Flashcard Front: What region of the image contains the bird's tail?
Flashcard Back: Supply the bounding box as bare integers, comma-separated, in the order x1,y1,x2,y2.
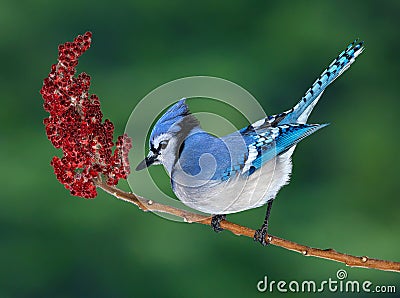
277,39,364,125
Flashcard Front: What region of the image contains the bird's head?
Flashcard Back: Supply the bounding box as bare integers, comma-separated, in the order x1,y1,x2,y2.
136,98,200,173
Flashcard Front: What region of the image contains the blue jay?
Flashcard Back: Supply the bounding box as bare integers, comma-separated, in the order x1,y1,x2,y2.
136,40,364,245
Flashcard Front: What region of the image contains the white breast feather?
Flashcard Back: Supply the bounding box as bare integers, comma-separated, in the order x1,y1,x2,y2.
172,147,295,214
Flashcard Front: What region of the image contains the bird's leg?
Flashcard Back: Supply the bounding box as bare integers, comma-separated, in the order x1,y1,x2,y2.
254,200,274,246
211,214,226,233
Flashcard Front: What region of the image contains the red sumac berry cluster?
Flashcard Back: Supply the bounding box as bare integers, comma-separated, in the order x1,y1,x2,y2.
41,32,132,198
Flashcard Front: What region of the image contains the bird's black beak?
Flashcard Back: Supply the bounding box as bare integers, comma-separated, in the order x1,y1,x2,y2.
135,152,158,171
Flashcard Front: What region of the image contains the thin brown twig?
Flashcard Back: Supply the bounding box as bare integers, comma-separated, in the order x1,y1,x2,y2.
95,179,400,273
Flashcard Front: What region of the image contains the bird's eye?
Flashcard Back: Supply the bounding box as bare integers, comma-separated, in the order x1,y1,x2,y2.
160,140,169,149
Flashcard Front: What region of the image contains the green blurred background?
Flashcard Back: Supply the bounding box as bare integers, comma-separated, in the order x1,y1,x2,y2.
1,0,399,297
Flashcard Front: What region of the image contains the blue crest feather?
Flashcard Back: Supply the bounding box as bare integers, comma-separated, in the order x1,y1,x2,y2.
150,98,200,144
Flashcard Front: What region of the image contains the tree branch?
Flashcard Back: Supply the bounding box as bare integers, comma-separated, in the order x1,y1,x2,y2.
95,179,400,273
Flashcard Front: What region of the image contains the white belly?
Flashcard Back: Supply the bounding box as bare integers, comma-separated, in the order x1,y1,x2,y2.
171,148,295,214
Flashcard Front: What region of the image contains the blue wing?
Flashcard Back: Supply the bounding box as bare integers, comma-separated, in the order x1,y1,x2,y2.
221,123,328,180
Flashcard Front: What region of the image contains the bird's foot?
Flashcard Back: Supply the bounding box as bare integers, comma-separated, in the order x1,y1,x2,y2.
211,214,226,233
253,225,270,246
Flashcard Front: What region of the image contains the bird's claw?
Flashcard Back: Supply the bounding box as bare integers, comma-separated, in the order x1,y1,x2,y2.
211,214,226,233
253,226,270,246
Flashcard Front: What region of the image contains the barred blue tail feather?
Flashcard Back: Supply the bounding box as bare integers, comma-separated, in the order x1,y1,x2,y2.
270,40,364,126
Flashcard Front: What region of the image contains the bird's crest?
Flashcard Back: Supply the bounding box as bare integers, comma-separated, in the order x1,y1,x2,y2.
150,98,200,142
